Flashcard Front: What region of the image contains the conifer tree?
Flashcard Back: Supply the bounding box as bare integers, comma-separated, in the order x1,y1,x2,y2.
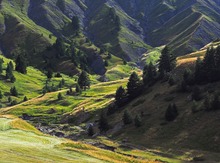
8,96,12,103
165,103,178,121
203,47,216,81
0,58,4,74
115,86,126,105
134,115,142,127
15,55,27,74
57,92,63,100
99,111,109,132
23,96,28,102
10,74,16,83
78,71,90,90
75,83,82,94
127,72,141,98
215,45,220,69
123,110,132,125
0,90,3,99
158,46,175,76
143,62,157,85
6,63,13,79
87,125,94,136
9,61,14,70
47,69,53,79
194,57,205,83
10,86,18,97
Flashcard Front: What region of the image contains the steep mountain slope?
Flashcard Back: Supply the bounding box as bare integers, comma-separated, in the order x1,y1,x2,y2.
115,0,220,56
0,0,219,66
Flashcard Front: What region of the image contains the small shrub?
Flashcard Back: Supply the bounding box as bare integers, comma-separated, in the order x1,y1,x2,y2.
192,86,202,101
123,110,133,125
87,125,95,136
165,103,178,121
57,93,63,100
134,115,142,127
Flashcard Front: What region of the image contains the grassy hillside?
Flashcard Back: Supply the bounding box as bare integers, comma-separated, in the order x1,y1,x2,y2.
0,53,139,124
1,43,220,162
0,115,159,163
0,54,77,108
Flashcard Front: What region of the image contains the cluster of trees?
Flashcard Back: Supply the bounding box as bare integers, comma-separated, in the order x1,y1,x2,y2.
0,55,27,83
115,46,175,108
42,78,65,94
113,71,142,111
0,86,28,106
194,46,220,83
92,46,177,134
179,46,220,90
123,110,142,127
55,71,90,100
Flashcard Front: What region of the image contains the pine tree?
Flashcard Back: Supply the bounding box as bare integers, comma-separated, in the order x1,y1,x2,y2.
203,47,216,82
9,61,14,70
115,86,126,105
15,55,27,74
127,72,141,98
99,111,109,132
165,103,178,121
158,46,175,76
143,62,157,85
47,69,53,79
215,45,220,68
0,58,3,74
8,96,12,103
23,96,28,102
6,63,13,79
10,74,16,83
78,71,90,90
10,86,18,97
75,83,82,94
183,69,194,85
134,115,142,127
0,90,3,99
55,38,66,57
123,110,132,125
194,57,205,83
87,125,94,136
57,92,63,100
